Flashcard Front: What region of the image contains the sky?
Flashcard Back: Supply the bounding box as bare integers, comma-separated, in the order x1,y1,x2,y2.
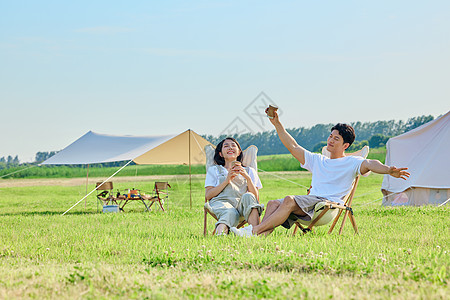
1,1,449,162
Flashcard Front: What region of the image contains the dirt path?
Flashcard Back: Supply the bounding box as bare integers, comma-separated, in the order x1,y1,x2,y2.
0,174,205,188
0,171,307,188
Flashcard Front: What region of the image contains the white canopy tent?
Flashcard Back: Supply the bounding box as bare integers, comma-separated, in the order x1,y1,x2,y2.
42,129,212,214
42,131,177,165
381,111,450,206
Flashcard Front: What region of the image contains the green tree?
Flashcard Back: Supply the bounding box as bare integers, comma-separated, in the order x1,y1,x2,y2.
369,134,390,149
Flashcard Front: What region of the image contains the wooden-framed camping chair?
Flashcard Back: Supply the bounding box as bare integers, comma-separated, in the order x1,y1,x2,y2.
203,144,260,236
96,181,118,206
141,182,171,212
292,145,370,235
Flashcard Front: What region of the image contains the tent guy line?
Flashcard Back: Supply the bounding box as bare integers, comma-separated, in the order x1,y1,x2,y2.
62,160,133,216
0,164,38,179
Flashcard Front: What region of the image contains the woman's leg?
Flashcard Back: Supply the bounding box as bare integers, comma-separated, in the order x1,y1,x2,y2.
209,201,239,235
216,223,229,235
238,193,264,227
247,208,260,227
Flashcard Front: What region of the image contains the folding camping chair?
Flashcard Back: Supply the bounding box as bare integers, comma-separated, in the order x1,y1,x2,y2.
141,182,171,212
292,145,370,235
96,181,118,206
203,144,261,236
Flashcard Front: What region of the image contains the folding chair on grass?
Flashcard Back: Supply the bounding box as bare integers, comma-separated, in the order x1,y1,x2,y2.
96,181,118,206
203,144,260,236
141,182,171,212
292,145,370,235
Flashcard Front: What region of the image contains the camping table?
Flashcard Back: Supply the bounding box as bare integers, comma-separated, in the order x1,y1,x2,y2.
116,193,164,212
116,192,153,212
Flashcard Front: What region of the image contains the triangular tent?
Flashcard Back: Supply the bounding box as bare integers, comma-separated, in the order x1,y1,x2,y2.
42,129,213,214
42,129,211,166
381,111,450,206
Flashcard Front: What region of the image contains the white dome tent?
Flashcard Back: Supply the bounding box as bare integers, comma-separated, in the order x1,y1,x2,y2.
381,111,450,206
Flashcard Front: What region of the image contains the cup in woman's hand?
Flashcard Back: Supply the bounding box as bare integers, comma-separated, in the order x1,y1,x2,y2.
266,105,278,119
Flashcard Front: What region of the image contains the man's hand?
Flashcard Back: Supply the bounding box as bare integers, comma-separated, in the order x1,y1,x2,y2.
388,166,410,180
264,106,306,165
265,107,281,126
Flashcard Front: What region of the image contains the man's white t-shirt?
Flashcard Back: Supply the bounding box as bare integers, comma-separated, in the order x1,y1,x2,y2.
204,165,262,189
301,150,364,204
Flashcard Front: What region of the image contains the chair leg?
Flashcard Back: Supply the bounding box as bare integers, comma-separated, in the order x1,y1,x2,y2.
307,207,330,230
339,210,349,235
293,222,310,235
203,209,208,236
292,224,299,236
328,209,344,234
236,220,247,229
157,198,165,212
294,207,331,236
348,213,358,234
204,208,219,236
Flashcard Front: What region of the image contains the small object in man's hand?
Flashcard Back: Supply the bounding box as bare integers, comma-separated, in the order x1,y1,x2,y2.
266,105,278,119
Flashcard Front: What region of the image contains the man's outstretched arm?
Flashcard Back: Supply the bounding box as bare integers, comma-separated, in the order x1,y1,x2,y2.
360,159,410,180
266,109,306,165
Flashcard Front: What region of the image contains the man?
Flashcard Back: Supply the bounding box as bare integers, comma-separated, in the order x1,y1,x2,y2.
231,109,410,237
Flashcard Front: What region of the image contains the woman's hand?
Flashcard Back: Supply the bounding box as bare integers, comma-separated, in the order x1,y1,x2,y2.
226,167,239,182
205,168,239,201
232,165,250,180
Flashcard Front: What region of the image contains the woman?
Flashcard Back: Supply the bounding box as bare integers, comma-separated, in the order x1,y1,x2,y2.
205,137,264,235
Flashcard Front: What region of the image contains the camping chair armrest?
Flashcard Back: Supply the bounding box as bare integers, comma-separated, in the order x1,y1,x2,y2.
324,201,354,215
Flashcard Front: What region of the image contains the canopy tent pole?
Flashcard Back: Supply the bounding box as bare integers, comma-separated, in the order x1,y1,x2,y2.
62,160,133,216
85,164,89,209
134,164,138,189
189,129,192,209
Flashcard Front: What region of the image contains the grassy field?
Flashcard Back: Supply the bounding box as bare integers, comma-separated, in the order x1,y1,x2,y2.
0,170,448,299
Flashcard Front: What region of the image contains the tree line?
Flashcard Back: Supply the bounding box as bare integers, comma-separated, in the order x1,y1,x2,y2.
0,114,435,170
203,115,434,155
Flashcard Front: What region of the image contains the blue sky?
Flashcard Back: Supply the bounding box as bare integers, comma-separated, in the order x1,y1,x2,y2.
1,1,449,162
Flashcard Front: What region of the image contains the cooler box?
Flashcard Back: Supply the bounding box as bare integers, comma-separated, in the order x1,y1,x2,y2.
103,205,119,213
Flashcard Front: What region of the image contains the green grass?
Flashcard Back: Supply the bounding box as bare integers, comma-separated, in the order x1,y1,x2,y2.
0,171,448,299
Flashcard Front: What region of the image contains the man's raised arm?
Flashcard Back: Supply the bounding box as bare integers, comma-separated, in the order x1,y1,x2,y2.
266,109,306,165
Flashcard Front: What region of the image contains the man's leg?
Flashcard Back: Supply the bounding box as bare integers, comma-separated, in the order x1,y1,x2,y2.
261,200,281,222
252,195,306,235
257,200,281,235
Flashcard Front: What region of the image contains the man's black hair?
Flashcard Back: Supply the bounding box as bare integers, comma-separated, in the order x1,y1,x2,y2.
331,123,355,146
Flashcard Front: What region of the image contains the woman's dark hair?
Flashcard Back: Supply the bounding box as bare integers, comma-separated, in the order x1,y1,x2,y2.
331,123,355,146
214,137,243,166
